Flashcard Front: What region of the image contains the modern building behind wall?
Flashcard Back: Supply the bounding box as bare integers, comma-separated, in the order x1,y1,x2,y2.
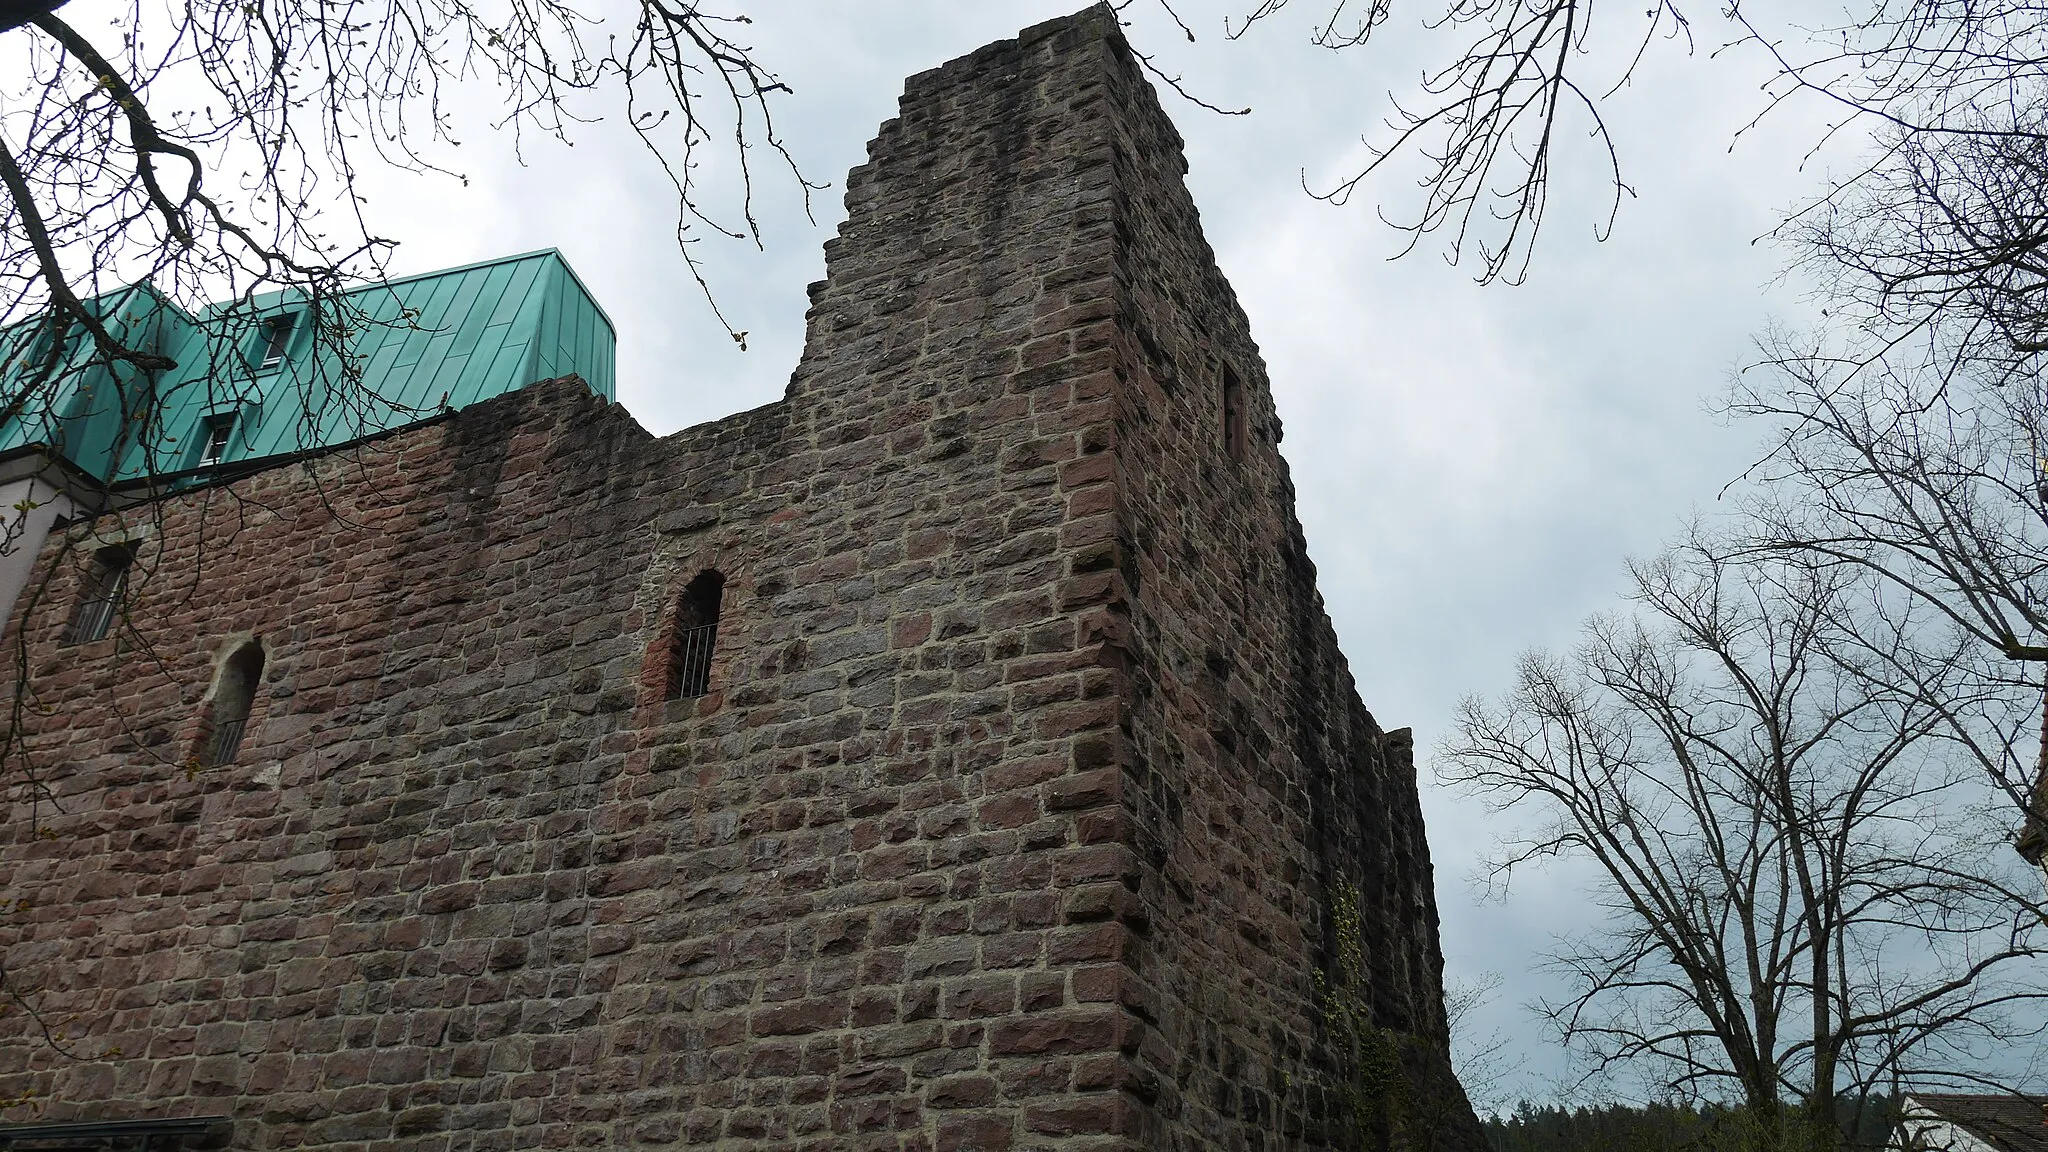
0,7,1485,1150
0,250,615,632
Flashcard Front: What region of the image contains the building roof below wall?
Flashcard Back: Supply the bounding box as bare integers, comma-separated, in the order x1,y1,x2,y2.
0,1115,227,1150
1899,1094,2048,1152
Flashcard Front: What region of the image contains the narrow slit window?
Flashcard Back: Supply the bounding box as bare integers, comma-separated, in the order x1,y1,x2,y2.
66,545,133,645
196,415,236,467
253,313,297,370
1221,364,1246,462
208,643,265,765
667,571,725,700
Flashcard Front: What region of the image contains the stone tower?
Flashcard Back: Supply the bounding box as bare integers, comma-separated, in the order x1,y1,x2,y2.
0,7,1483,1150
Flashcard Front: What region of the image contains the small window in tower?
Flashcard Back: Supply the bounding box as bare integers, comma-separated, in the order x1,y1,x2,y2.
251,313,298,370
66,544,134,645
667,571,725,700
1221,364,1246,462
196,415,235,467
207,643,265,765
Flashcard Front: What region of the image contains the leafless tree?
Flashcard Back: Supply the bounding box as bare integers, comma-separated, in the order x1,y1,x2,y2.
1728,110,2048,853
1214,0,2048,289
1791,116,2048,378
1445,971,1517,1117
1443,535,2048,1152
1728,333,2048,863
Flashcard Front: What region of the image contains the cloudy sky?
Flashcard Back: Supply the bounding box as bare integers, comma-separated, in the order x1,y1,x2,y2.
339,0,1858,1109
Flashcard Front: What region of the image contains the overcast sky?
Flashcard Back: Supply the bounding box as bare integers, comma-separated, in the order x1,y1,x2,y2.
330,0,1864,1110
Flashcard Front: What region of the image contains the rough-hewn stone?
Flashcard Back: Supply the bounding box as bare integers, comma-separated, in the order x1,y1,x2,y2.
0,6,1482,1150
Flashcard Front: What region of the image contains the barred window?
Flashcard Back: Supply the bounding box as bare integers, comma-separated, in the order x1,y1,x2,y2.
66,545,134,645
208,643,265,765
667,571,725,700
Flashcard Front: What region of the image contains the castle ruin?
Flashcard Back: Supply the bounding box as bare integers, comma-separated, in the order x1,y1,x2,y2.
0,8,1483,1150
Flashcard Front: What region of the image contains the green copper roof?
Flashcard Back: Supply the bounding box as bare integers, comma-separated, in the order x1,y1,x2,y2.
0,249,615,486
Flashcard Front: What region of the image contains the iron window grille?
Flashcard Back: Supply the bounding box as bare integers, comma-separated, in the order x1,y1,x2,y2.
66,547,132,645
670,622,718,700
206,643,265,765
666,570,726,701
209,716,249,765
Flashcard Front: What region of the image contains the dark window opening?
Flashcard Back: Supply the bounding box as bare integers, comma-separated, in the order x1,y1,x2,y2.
66,544,134,645
253,313,297,370
1221,364,1246,462
208,643,265,765
197,415,235,467
667,571,725,700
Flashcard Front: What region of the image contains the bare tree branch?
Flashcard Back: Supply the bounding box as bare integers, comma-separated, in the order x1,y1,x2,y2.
1443,533,2046,1149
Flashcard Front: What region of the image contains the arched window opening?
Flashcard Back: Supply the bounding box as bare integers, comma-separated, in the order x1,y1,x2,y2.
667,571,725,700
1221,364,1246,462
208,643,265,765
67,544,134,645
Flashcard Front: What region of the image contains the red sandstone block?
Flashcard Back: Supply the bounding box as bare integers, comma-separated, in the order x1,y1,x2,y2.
1064,483,1116,520
417,882,479,915
936,1112,1014,1152
926,1074,998,1109
905,528,953,560
1011,893,1059,929
986,1007,1118,1057
994,1056,1072,1100
981,593,1054,632
1059,451,1115,489
1048,924,1126,965
860,844,927,882
1058,572,1125,613
1073,607,1128,651
1033,699,1117,740
1075,808,1130,845
834,1065,909,1097
981,855,1052,895
1019,972,1065,1014
1051,845,1137,887
985,754,1066,792
941,974,1016,1019
751,996,848,1036
890,614,934,649
1069,732,1119,772
976,794,1038,830
1046,768,1118,811
1024,1094,1127,1136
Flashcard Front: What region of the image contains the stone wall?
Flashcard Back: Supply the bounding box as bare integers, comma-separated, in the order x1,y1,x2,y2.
0,7,1479,1150
1093,34,1479,1148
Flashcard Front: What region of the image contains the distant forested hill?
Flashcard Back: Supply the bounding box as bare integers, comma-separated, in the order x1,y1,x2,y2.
1479,1098,1899,1151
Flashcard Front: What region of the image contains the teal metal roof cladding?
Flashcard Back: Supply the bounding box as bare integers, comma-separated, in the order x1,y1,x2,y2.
0,249,615,486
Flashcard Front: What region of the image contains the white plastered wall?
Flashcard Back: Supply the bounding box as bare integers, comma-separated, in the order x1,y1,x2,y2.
0,475,76,637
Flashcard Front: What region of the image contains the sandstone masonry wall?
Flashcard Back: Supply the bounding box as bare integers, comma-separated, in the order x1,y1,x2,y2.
1090,37,1480,1151
0,8,1479,1151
